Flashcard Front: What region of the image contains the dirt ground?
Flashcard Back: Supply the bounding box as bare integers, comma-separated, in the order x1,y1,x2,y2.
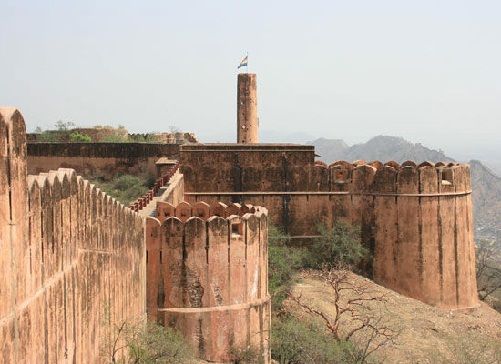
286,271,501,364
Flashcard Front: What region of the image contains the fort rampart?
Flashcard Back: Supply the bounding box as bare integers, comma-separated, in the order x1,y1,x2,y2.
22,140,477,309
181,144,478,308
2,109,271,363
0,108,146,363
27,142,180,179
146,201,270,363
129,162,180,212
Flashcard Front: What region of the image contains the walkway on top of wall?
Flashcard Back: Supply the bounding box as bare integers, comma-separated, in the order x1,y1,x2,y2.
138,171,183,218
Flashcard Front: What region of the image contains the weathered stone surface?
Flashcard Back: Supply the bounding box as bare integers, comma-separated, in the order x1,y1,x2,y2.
181,144,477,309
0,108,146,363
237,73,259,143
146,202,271,363
3,101,478,364
27,142,180,178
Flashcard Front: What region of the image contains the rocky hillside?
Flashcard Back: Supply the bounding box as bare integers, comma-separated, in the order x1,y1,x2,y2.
312,135,454,164
470,160,501,240
288,272,501,364
310,136,501,241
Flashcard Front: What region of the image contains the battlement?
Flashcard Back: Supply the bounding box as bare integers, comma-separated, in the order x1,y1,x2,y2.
155,200,266,222
182,151,477,309
146,202,270,362
7,100,479,362
0,108,146,363
310,160,471,194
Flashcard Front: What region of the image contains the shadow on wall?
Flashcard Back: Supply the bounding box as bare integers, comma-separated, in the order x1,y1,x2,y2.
146,201,271,363
0,108,146,363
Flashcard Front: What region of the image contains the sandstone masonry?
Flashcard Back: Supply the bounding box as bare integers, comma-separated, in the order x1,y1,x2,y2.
237,73,259,143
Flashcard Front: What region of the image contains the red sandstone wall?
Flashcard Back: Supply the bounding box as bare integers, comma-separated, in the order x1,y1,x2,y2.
181,145,477,308
146,202,270,363
27,155,165,179
27,142,180,179
372,162,478,308
180,144,315,193
0,109,146,363
237,73,259,143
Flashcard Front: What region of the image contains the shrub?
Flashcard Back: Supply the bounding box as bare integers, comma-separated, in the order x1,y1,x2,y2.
268,225,309,309
69,131,92,142
102,135,129,143
306,223,367,271
102,316,193,364
271,315,359,364
92,174,150,205
37,130,64,142
268,223,367,308
230,345,263,363
126,322,193,363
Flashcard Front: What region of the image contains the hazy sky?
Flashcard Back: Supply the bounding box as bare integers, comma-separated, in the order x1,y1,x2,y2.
1,1,500,160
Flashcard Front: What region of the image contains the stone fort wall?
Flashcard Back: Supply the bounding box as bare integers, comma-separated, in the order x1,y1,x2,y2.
181,144,478,308
146,201,270,363
27,142,180,179
20,129,477,316
3,109,271,363
0,109,146,363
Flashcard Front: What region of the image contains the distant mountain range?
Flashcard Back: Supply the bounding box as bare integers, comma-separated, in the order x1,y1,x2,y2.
310,136,500,241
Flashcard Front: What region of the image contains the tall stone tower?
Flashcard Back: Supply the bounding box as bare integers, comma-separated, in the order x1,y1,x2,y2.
237,73,259,143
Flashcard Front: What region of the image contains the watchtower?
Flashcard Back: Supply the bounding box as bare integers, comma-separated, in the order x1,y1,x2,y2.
237,73,259,143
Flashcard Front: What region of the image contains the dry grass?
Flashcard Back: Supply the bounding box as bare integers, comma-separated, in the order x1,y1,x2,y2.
286,271,501,364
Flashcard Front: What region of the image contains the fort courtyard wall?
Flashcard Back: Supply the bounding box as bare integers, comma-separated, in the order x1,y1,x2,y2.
0,108,146,363
27,142,180,179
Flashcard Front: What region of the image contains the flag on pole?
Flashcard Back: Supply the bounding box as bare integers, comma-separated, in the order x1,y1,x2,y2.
238,55,248,69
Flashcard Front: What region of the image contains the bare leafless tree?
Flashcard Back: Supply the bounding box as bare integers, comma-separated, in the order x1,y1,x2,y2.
476,238,501,302
289,266,399,363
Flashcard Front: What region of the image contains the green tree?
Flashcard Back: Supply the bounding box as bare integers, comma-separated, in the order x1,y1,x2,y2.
69,131,92,142
268,225,309,309
306,223,367,270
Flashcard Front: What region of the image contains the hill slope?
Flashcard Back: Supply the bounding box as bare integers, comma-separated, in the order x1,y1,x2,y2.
310,136,501,240
288,273,501,364
469,160,501,240
312,135,454,164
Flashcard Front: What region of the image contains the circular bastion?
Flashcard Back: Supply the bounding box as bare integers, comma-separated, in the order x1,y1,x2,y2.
145,201,270,363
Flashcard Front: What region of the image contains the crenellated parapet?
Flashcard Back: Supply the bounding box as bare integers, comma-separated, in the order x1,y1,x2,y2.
146,202,270,363
309,159,471,194
0,108,146,363
309,160,477,308
24,167,146,362
183,152,477,309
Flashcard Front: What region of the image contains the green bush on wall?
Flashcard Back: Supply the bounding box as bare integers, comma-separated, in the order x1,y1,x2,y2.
69,132,92,142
